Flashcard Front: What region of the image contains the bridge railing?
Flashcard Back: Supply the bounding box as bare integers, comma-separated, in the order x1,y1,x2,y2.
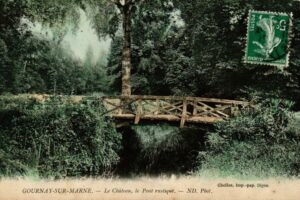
102,95,249,127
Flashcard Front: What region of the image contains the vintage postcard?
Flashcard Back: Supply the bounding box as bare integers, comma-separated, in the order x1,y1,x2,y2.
0,0,299,200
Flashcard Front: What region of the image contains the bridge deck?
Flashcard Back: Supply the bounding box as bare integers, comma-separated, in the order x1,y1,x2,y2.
102,95,249,127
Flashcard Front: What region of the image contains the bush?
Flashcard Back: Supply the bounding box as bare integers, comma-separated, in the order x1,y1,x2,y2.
117,124,206,175
197,98,300,178
133,125,186,174
0,95,121,178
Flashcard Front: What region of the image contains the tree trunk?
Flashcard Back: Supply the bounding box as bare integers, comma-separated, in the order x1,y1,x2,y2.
121,3,132,96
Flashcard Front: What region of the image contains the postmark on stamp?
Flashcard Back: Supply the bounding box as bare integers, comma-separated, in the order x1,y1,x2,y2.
245,10,292,68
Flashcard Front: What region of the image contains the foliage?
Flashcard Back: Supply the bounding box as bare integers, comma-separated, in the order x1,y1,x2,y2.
198,98,300,178
0,35,111,95
104,0,300,103
173,0,300,103
0,0,112,95
117,125,206,175
107,0,195,95
2,0,300,101
1,0,300,178
0,0,30,93
0,95,121,178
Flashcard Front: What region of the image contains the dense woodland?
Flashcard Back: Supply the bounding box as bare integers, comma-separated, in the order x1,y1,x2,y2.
0,0,300,178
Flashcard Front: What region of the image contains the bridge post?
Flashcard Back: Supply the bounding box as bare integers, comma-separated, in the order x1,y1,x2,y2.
192,100,197,115
155,98,160,115
180,99,187,128
134,99,142,124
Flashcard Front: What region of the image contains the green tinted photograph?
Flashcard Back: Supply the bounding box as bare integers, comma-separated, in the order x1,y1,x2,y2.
0,1,300,198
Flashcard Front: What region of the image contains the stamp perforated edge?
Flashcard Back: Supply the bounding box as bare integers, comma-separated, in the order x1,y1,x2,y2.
244,10,293,69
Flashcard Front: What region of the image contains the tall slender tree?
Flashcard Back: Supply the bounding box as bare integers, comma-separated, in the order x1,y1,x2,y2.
109,0,144,96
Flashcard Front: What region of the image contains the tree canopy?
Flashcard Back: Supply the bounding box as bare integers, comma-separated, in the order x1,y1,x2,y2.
1,0,300,106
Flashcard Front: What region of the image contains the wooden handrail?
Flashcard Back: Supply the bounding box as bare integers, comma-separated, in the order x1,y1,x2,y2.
102,95,249,105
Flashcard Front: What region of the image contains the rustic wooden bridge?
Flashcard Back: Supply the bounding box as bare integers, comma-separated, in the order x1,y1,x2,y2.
102,95,249,128
24,94,249,127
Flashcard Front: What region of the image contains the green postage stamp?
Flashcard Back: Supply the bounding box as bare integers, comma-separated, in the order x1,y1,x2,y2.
245,10,292,68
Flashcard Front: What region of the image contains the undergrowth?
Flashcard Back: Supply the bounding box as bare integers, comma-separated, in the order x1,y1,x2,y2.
0,95,121,178
197,98,300,178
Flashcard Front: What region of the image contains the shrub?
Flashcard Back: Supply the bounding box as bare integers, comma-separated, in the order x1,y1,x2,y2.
0,95,121,178
117,124,206,175
197,98,300,178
